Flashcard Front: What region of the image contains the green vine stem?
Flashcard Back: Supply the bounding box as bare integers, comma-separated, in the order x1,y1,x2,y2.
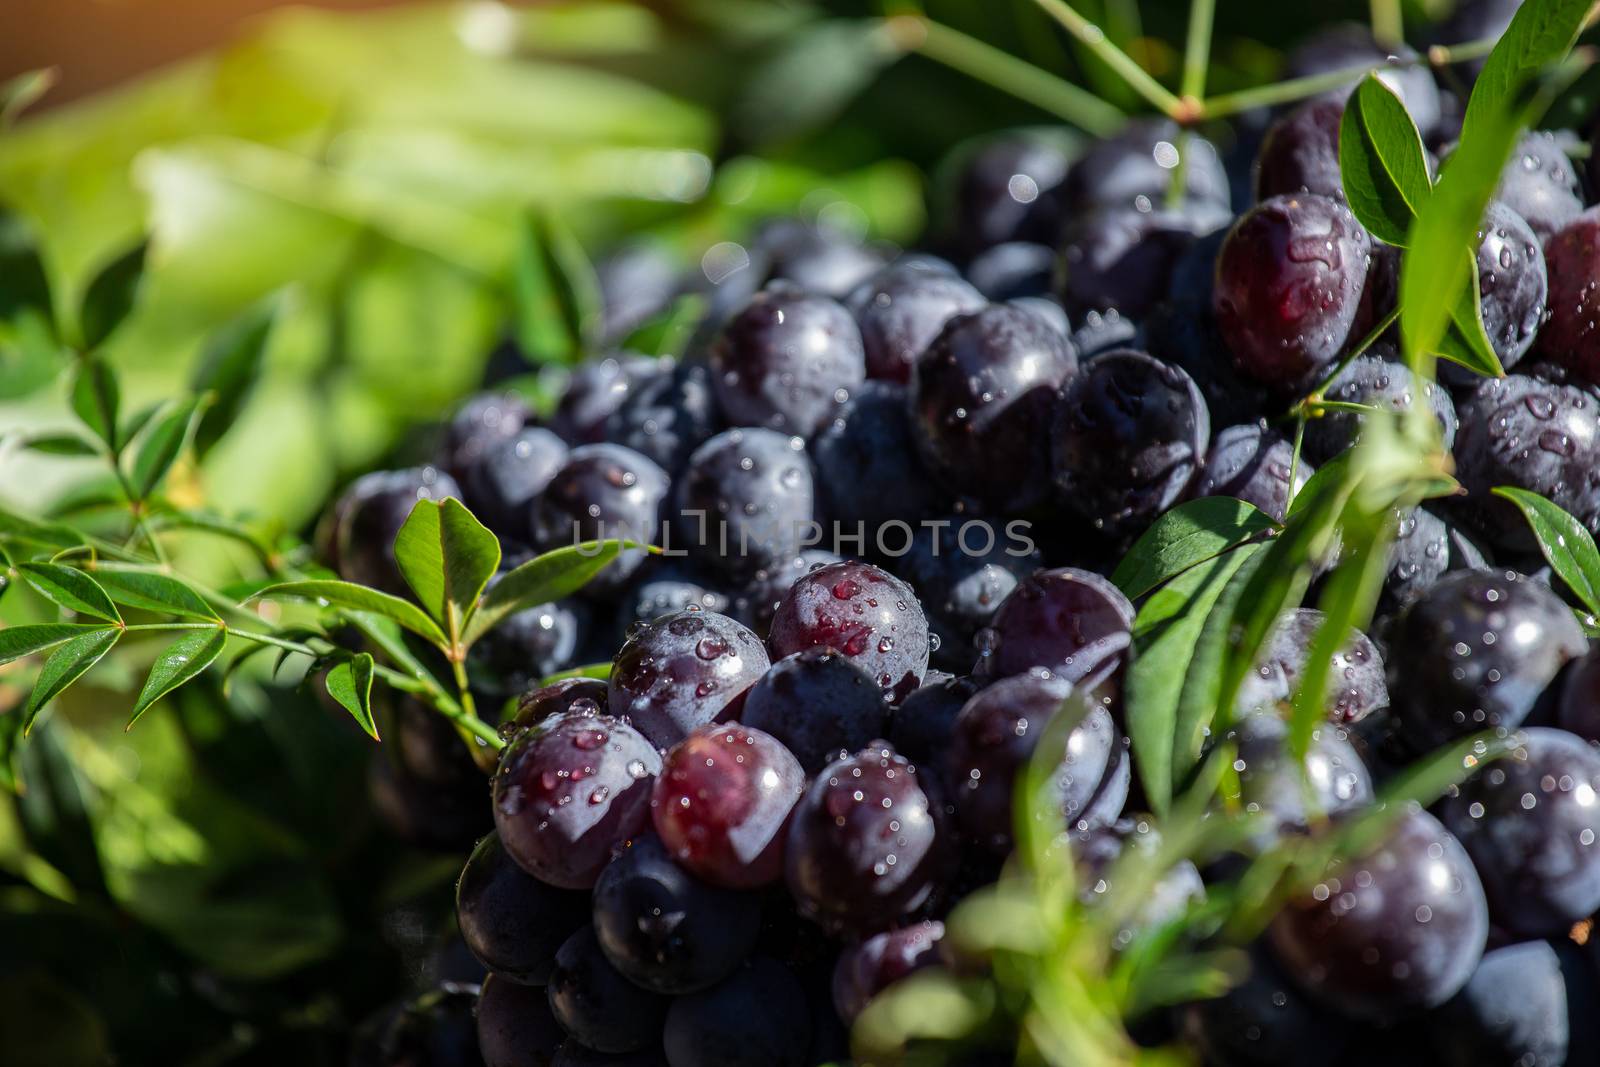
1370,0,1404,51
1180,0,1215,106
1029,0,1188,120
883,15,1125,135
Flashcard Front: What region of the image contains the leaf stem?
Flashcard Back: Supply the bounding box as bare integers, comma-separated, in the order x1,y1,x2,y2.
1289,303,1402,419
883,15,1125,135
1369,0,1403,50
1200,36,1498,119
1027,0,1187,120
1180,0,1215,104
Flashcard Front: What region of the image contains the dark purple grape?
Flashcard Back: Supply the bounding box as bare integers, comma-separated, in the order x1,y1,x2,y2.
1386,570,1585,752
1191,423,1309,523
1454,200,1546,381
895,521,1040,670
1303,354,1457,463
767,560,930,705
547,926,668,1054
1452,373,1600,550
757,220,886,299
592,836,760,994
596,242,680,343
1050,349,1210,538
513,678,610,731
1010,296,1071,338
530,444,670,597
1072,819,1205,935
662,958,813,1067
1142,307,1273,429
603,361,720,476
1071,307,1142,361
1557,646,1600,743
1283,23,1441,137
1235,609,1389,726
1380,507,1488,614
478,973,566,1067
810,381,943,532
1255,100,1345,202
441,391,532,479
950,670,1126,853
334,467,463,596
1438,728,1600,935
611,562,731,644
460,427,568,543
949,136,1072,253
1268,809,1487,1021
550,1045,666,1067
1062,119,1229,216
674,428,816,580
846,263,986,383
552,356,667,445
1456,129,1584,243
728,550,843,639
1057,210,1197,320
785,744,949,935
492,712,662,890
965,242,1055,302
887,674,982,775
710,286,865,437
457,831,591,984
469,598,587,700
742,648,888,773
909,305,1078,513
1182,945,1352,1067
831,921,945,1025
1535,209,1600,384
1214,194,1372,392
650,723,805,889
1425,940,1571,1067
974,568,1134,686
1228,712,1374,837
359,984,483,1067
609,610,770,748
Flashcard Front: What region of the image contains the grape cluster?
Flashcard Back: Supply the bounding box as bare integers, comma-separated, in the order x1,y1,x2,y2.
340,21,1600,1064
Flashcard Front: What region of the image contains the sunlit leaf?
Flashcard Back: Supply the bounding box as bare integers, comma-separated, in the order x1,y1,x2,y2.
190,299,278,457
465,540,635,645
0,623,109,665
1462,0,1594,133
1494,486,1600,617
1434,258,1504,379
91,567,220,621
78,243,146,351
126,628,228,727
17,563,121,623
1338,73,1431,246
1111,497,1277,600
512,210,602,366
23,628,120,733
325,653,379,740
392,498,500,630
14,431,99,457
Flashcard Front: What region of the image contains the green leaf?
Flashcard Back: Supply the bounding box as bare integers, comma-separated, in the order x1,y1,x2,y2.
78,243,146,350
0,68,55,128
392,498,501,631
91,567,221,621
69,356,120,449
129,397,203,499
23,628,119,733
620,292,708,358
126,628,227,728
117,400,163,450
17,563,121,623
15,431,99,457
340,609,452,699
1462,0,1593,134
0,503,84,553
1338,73,1432,246
0,623,111,665
513,210,602,366
190,300,278,457
325,654,379,740
465,540,635,645
248,580,447,647
1174,548,1268,784
1493,486,1600,616
1126,545,1262,814
730,19,899,147
1435,256,1505,379
1112,497,1277,599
